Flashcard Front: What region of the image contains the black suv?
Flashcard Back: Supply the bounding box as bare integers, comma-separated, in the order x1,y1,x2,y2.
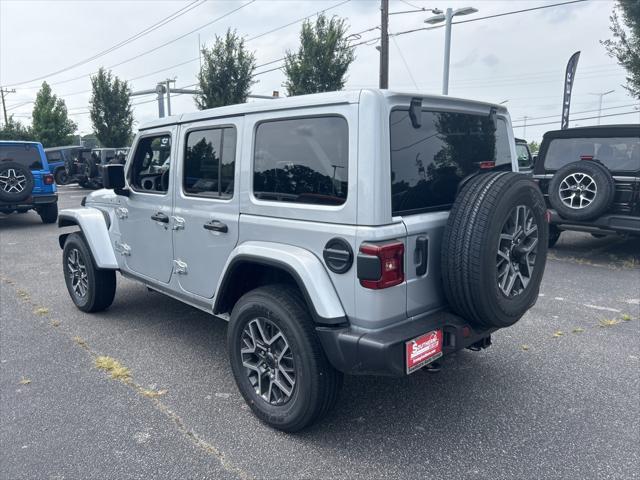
533,125,640,246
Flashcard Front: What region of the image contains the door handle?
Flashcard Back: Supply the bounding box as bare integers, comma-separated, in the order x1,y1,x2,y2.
203,220,228,233
415,235,429,276
151,212,169,223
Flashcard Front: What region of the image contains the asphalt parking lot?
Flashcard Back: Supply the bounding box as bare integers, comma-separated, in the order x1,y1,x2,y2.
1,185,639,480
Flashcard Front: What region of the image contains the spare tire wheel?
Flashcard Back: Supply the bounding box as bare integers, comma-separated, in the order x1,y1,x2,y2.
548,160,614,221
442,172,548,329
0,161,34,202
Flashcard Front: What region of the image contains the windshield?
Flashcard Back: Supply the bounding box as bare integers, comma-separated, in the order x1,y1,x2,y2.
390,109,512,215
545,136,640,171
0,143,43,170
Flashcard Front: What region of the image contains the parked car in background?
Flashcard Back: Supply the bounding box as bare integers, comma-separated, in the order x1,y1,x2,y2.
1,140,58,223
80,147,130,189
533,125,640,246
45,145,89,185
58,90,547,431
515,138,534,173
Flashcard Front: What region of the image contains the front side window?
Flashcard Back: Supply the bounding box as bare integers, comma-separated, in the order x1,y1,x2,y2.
253,116,348,206
184,127,236,198
516,143,532,169
129,134,171,193
390,109,511,215
545,136,640,171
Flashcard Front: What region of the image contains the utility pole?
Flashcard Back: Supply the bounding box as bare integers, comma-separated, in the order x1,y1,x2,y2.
0,87,16,126
379,0,389,89
165,78,176,116
523,116,529,139
589,90,614,125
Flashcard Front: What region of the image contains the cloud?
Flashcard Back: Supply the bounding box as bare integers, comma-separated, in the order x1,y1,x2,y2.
481,54,499,68
452,49,478,68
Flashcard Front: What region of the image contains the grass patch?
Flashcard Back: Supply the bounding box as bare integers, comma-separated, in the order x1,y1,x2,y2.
572,327,585,334
599,319,620,328
72,336,88,349
50,320,61,327
521,344,530,351
18,377,31,385
621,313,632,321
33,307,49,316
552,330,564,338
95,356,131,382
17,289,29,300
141,388,168,398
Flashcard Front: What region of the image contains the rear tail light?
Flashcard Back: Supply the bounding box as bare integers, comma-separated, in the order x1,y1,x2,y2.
580,155,594,161
43,174,54,185
357,240,404,289
479,161,495,169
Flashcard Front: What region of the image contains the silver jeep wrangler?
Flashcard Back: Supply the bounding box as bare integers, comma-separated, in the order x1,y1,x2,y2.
58,89,548,431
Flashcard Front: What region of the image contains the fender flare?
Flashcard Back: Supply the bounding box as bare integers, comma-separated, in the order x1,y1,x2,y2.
58,208,118,269
213,241,347,325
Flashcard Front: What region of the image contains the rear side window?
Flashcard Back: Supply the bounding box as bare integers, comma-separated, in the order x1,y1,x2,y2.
390,109,511,215
0,144,43,170
184,127,236,198
46,151,63,164
253,116,348,206
544,137,640,172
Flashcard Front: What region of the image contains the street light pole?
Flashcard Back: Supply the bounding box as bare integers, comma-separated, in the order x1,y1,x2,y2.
425,6,478,95
589,89,614,125
442,8,453,95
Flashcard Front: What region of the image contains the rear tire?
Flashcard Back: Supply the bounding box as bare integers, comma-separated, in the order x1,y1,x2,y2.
548,161,614,221
38,202,58,224
442,172,548,329
548,225,562,248
54,168,69,185
62,233,116,312
227,284,342,432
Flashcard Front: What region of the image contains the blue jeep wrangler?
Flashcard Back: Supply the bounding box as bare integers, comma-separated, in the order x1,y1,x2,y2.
0,141,58,223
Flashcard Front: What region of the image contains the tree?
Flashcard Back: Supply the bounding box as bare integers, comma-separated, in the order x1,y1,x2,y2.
601,0,640,98
90,68,134,147
528,140,540,153
284,14,355,96
31,82,76,147
196,29,256,109
0,115,35,141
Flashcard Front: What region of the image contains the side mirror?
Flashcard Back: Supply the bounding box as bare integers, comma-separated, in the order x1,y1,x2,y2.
102,164,128,195
531,154,538,169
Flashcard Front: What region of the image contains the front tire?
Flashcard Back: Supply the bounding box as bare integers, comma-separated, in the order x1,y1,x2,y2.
227,285,342,432
62,233,116,312
38,202,58,224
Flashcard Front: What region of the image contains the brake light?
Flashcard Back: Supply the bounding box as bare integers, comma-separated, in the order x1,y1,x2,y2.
580,155,593,161
43,174,54,185
358,241,404,289
479,161,495,169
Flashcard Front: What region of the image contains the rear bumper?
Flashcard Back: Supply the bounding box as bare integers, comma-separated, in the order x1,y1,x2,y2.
0,194,57,211
549,209,640,235
316,310,495,376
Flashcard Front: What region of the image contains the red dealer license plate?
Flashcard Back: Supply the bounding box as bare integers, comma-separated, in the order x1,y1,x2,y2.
406,330,443,374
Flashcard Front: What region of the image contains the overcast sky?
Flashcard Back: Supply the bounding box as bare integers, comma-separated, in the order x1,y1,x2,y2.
1,0,638,143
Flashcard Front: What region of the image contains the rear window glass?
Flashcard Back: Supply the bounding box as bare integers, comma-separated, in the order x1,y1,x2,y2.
0,144,43,170
390,109,511,215
544,137,640,171
253,116,348,206
184,127,236,198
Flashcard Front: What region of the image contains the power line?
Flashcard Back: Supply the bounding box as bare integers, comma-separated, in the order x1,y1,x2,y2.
391,35,418,89
4,0,205,88
514,110,639,128
512,103,639,123
246,0,350,42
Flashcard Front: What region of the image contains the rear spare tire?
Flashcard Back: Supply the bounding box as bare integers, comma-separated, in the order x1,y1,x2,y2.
0,162,34,202
548,161,614,221
442,172,548,329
